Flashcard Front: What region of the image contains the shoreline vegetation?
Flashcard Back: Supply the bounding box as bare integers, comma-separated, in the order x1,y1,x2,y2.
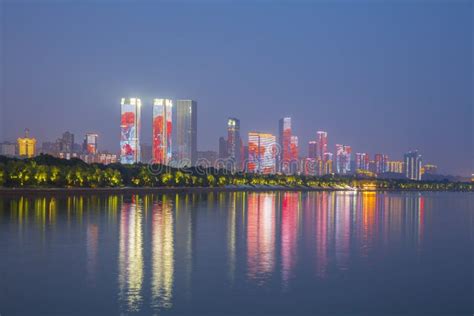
0,154,472,195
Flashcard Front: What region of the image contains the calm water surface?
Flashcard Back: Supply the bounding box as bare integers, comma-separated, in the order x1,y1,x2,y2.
0,191,472,315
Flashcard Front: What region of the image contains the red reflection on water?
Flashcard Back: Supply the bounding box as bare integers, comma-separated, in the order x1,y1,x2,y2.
247,193,276,284
281,192,300,287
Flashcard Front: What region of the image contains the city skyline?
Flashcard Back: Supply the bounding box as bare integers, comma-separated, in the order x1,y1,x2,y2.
1,1,471,175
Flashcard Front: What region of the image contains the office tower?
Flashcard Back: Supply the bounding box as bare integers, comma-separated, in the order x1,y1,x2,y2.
17,129,36,158
315,131,328,160
83,133,98,154
404,150,422,180
335,144,352,174
290,135,299,173
278,117,292,173
58,131,75,154
152,98,172,165
140,143,152,163
248,132,276,174
386,161,404,173
120,97,141,164
308,141,317,159
374,154,389,174
323,152,333,174
219,136,228,159
356,153,370,170
227,117,242,170
176,100,197,166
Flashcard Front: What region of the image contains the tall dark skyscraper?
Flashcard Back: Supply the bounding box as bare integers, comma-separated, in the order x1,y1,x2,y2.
219,136,228,159
227,117,242,171
308,141,317,159
404,150,422,180
176,100,197,166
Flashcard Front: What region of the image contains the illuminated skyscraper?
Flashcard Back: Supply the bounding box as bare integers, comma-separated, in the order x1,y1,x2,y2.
278,117,292,173
290,135,299,173
386,160,404,173
17,129,36,158
120,98,141,164
248,132,277,174
335,144,352,174
227,117,242,171
374,154,389,174
315,131,328,160
176,100,197,166
356,153,370,170
404,150,422,180
323,152,333,174
153,98,173,165
83,133,98,154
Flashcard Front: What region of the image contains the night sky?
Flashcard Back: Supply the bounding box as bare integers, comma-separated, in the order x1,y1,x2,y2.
1,0,472,175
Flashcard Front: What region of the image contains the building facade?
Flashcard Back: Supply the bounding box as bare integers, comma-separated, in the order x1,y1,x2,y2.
404,150,422,180
83,133,98,154
278,117,292,173
227,117,242,171
120,98,141,164
176,100,197,166
152,98,172,165
17,129,36,158
355,153,370,170
335,144,352,174
248,132,277,174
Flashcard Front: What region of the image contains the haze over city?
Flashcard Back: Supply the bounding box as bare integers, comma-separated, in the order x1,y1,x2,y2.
1,0,472,175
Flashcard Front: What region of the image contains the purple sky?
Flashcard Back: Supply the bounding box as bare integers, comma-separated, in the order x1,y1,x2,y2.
1,0,472,175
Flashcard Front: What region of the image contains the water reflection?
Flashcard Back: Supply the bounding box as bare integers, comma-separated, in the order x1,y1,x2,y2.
0,191,435,314
118,196,144,312
151,196,174,310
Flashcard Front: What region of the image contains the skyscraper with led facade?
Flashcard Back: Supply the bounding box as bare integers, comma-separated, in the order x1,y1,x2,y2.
227,117,242,171
152,98,172,165
83,133,98,154
315,131,328,160
404,150,422,180
335,144,352,174
176,100,197,166
120,98,141,164
356,153,369,170
278,117,292,173
248,132,276,174
374,153,389,174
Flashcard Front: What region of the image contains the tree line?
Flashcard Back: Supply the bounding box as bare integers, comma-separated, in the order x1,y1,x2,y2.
0,154,472,191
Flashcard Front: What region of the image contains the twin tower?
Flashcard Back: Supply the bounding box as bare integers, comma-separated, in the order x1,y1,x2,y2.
120,98,197,165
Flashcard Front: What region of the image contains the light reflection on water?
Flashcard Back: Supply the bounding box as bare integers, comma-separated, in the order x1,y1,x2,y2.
0,191,471,315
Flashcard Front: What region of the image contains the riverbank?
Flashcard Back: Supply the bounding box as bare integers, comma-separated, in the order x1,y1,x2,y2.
0,185,472,197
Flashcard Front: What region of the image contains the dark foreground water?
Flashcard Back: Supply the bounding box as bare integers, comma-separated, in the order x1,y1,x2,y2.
0,191,472,315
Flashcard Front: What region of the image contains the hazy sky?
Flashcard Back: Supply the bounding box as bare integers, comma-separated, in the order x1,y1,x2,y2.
1,0,472,175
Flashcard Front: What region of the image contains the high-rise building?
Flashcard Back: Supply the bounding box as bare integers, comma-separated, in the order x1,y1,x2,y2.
335,144,352,174
374,154,389,174
315,131,328,160
197,150,218,167
278,117,292,173
227,117,242,171
83,133,98,154
290,135,299,173
386,161,404,173
355,153,370,170
152,98,172,165
308,141,317,159
17,129,36,158
218,136,228,159
58,131,75,154
404,150,422,180
120,97,141,164
323,152,333,174
248,132,276,174
176,100,197,166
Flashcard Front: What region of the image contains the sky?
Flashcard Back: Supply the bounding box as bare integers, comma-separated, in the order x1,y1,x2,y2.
0,0,472,176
